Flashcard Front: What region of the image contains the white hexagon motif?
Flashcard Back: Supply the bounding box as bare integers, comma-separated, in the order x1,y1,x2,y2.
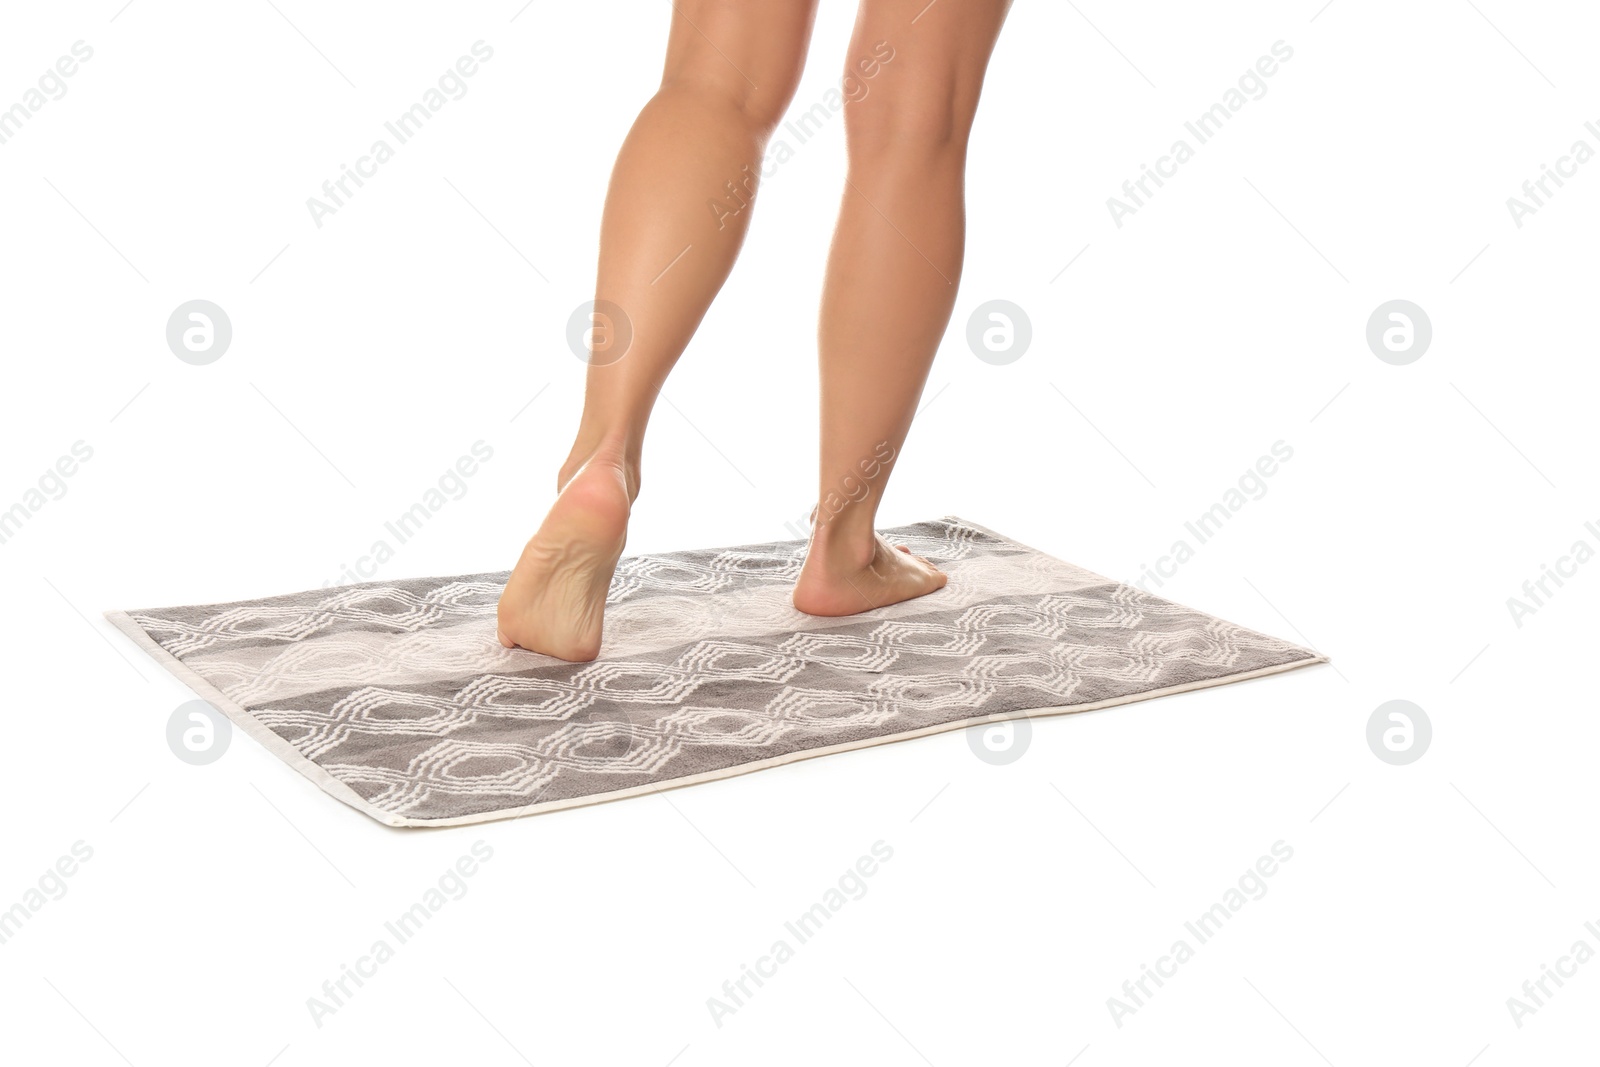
673,640,808,683
867,620,988,657
567,660,702,704
778,630,900,672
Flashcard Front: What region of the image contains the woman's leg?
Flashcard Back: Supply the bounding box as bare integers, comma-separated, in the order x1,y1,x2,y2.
499,0,820,660
792,0,1012,615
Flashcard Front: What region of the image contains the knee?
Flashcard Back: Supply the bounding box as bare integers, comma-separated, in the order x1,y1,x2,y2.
658,67,801,137
843,77,975,163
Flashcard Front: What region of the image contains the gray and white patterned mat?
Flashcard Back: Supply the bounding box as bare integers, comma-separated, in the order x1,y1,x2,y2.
108,517,1325,827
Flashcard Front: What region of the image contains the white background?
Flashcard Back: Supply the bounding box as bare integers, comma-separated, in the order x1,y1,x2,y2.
1,1,1596,1064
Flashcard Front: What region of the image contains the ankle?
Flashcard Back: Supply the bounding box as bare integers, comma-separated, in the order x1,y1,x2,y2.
558,437,641,501
808,511,879,571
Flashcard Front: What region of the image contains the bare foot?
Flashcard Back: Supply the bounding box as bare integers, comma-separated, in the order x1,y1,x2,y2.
496,454,631,661
792,527,948,617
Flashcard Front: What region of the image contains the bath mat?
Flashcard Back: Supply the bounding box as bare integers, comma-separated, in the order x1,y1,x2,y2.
108,517,1325,827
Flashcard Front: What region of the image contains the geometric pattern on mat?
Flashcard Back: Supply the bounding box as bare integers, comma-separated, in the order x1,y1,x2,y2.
108,517,1325,827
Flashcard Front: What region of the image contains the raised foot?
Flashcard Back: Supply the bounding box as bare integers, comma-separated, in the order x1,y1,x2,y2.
496,457,631,661
792,533,948,617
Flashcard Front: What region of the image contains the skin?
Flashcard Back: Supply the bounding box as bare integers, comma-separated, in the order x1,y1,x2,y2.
498,0,1013,660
